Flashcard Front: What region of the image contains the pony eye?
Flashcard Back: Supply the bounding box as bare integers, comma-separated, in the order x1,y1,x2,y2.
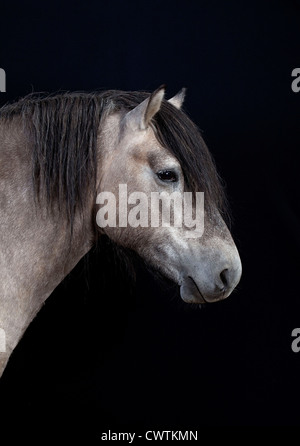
156,170,178,183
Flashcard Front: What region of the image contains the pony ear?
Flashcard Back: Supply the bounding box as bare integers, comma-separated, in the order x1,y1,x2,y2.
168,88,186,109
124,85,165,130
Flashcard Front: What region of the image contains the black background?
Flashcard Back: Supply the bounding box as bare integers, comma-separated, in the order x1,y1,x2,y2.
0,0,300,435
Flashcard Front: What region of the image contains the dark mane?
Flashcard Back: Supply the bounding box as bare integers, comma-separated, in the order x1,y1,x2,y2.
0,90,228,231
154,101,228,219
0,92,106,228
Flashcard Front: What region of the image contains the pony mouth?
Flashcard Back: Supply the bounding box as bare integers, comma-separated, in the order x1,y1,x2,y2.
180,276,207,304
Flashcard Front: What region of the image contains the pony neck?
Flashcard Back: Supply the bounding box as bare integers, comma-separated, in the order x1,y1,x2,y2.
0,121,94,377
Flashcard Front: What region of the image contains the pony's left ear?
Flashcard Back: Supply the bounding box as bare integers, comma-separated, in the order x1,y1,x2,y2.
168,88,186,109
123,85,165,131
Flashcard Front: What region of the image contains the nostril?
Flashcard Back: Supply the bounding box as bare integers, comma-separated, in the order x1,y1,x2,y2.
220,268,229,290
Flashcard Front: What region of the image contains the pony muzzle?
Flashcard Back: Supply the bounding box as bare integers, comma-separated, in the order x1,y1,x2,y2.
179,257,242,304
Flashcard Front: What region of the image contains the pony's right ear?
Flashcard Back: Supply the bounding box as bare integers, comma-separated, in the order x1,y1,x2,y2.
123,85,165,131
168,88,186,109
